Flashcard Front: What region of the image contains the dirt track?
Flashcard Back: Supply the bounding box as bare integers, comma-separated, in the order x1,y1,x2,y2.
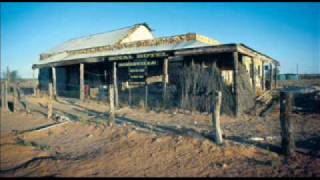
1,92,319,177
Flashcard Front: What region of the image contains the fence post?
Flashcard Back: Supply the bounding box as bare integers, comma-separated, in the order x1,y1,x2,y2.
212,91,223,144
13,84,17,112
280,91,295,158
1,82,7,112
48,83,53,119
109,84,115,126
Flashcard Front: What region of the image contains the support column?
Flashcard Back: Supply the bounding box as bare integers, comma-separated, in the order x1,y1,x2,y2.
113,62,119,108
80,63,85,101
162,58,168,107
232,52,240,117
252,57,256,96
51,67,57,98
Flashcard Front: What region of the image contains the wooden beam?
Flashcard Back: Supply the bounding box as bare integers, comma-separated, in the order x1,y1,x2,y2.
280,91,295,158
232,51,240,117
80,63,85,101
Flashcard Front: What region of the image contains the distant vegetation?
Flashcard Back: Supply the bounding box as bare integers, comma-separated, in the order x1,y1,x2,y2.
1,66,21,83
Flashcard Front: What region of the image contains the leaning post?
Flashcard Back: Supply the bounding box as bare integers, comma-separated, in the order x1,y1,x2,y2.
212,91,223,144
280,91,295,158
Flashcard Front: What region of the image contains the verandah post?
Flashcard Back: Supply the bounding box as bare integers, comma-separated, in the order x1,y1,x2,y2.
232,51,240,117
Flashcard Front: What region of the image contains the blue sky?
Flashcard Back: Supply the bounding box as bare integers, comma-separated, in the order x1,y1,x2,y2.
1,2,319,78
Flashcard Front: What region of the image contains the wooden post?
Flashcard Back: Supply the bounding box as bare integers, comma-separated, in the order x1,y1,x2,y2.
109,84,115,125
275,65,278,89
128,82,132,107
13,84,17,112
280,91,295,157
232,52,240,117
4,81,9,111
52,67,57,98
1,82,4,111
80,63,85,101
32,69,37,96
48,83,53,119
252,58,256,96
269,64,273,90
1,82,8,112
212,91,223,144
113,62,119,108
261,61,265,91
144,63,148,111
162,58,168,107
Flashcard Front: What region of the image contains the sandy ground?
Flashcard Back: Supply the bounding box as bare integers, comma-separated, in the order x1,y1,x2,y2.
0,79,320,177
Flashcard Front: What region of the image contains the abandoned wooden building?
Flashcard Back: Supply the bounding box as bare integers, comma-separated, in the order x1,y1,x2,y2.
32,23,280,116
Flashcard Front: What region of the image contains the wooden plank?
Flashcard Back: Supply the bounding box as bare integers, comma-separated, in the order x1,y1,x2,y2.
212,91,223,144
80,63,85,101
280,91,295,158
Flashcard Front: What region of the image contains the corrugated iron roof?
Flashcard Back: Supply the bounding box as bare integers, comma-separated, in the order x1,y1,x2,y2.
44,23,151,54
